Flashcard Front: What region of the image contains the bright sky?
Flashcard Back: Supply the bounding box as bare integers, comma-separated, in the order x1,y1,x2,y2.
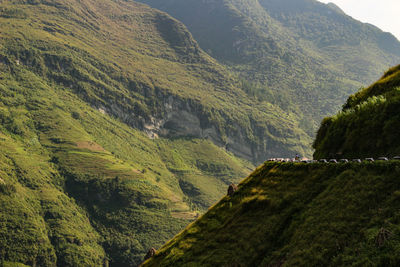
318,0,400,41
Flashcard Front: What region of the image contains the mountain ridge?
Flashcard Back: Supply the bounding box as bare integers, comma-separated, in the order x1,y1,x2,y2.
1,0,400,266
135,0,400,136
313,64,400,159
1,0,313,163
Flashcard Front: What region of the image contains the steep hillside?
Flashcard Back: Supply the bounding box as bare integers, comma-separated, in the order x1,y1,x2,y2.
0,0,313,163
313,65,400,159
0,59,254,266
0,0,276,265
143,162,400,266
135,0,400,135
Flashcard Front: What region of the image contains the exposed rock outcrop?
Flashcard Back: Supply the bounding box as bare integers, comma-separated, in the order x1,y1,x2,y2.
144,247,157,261
227,183,238,196
97,88,296,164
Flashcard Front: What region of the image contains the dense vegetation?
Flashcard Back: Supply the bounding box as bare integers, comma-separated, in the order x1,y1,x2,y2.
135,0,400,136
0,0,264,265
0,62,253,266
1,0,399,265
143,162,400,266
0,0,315,163
314,65,400,159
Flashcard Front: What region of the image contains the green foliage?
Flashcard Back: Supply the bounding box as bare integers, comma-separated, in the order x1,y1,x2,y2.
144,162,400,266
343,65,400,110
1,0,396,265
0,183,16,195
0,1,258,265
314,65,400,159
0,68,252,266
0,0,313,162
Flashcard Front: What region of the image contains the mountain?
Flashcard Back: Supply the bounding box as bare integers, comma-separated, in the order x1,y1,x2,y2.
0,0,268,266
1,0,342,265
1,0,398,265
142,64,400,266
142,161,400,266
1,0,315,167
313,64,400,159
134,0,400,136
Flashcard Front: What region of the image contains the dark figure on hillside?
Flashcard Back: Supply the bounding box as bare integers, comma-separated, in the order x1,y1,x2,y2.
228,183,238,196
144,248,157,261
295,154,300,161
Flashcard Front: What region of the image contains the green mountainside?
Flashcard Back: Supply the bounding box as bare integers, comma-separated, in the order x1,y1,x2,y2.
0,83,251,266
2,0,400,266
134,0,400,136
143,161,400,266
0,0,314,163
142,65,400,267
0,0,268,265
313,64,400,159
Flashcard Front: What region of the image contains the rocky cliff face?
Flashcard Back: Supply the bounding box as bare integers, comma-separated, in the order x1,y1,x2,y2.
98,89,299,163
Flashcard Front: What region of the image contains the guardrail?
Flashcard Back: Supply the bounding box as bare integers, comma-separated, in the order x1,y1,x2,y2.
266,156,400,164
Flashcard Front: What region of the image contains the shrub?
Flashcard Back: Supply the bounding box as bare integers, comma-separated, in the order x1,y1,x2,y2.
0,183,16,195
71,111,80,120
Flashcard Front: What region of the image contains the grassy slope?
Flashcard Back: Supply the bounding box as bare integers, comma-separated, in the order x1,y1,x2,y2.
143,162,400,266
0,1,262,265
313,65,400,159
0,62,253,266
135,0,400,135
0,0,312,162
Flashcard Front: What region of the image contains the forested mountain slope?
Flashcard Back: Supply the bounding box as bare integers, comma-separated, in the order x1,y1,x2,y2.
143,162,400,266
135,0,400,135
314,64,400,159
